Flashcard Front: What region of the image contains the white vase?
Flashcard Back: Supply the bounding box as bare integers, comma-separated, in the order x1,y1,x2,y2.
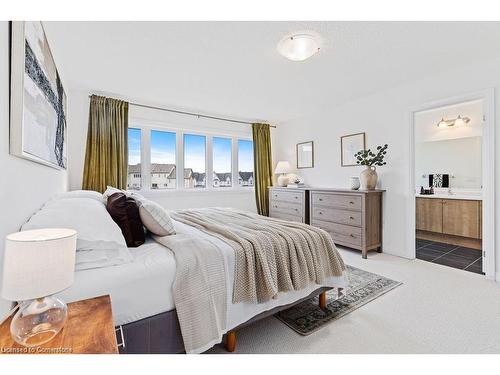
360,166,378,190
350,176,360,190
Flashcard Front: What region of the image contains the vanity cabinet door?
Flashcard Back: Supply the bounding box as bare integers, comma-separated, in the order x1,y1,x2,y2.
442,199,481,239
416,198,443,233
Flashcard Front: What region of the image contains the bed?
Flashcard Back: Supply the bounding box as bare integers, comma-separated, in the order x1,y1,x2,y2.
56,218,346,353
22,191,347,354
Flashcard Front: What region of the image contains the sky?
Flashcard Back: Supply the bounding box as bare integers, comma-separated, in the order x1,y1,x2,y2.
128,128,141,164
128,128,254,173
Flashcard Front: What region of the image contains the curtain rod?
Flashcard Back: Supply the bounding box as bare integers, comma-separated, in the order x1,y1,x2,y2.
88,95,276,128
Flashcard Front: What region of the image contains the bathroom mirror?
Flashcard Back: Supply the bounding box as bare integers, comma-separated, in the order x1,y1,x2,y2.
415,137,482,189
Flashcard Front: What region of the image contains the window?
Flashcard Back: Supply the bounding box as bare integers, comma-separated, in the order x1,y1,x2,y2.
151,130,176,190
238,139,254,187
213,137,232,188
184,134,206,188
127,128,141,190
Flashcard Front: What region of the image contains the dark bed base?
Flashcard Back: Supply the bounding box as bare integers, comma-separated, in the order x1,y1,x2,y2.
116,287,331,354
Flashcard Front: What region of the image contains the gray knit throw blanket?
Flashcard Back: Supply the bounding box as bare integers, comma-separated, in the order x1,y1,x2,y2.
170,207,346,304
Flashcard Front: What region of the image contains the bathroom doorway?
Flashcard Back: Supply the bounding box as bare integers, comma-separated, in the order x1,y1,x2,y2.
408,90,495,279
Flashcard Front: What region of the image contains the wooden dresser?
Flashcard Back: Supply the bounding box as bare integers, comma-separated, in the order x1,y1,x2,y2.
269,187,384,258
309,189,384,258
268,187,309,223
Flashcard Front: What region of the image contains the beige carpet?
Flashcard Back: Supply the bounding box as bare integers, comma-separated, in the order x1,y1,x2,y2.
207,246,500,354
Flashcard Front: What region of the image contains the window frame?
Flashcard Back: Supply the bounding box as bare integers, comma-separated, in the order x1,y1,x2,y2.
127,123,254,193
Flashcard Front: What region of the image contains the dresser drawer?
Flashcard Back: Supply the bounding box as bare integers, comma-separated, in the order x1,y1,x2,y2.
311,206,362,227
311,192,362,211
312,219,363,247
269,200,303,216
270,189,304,204
269,210,303,223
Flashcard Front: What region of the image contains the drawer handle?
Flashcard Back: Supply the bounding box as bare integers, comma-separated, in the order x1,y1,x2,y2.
319,211,323,215
274,194,278,197
349,201,355,205
294,208,298,211
294,196,298,199
319,198,323,201
350,234,356,238
349,216,354,220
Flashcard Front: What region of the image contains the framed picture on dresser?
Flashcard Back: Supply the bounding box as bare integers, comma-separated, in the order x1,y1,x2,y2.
341,132,365,166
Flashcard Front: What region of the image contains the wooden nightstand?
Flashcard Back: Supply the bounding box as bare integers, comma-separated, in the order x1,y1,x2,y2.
0,295,118,354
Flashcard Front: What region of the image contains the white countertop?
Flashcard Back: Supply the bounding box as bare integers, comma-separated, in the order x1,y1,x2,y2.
415,193,482,201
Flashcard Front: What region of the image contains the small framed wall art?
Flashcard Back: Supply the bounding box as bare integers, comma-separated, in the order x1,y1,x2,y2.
296,141,314,169
341,132,365,167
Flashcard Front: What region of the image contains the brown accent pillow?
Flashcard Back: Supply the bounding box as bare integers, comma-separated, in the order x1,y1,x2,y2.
106,192,145,247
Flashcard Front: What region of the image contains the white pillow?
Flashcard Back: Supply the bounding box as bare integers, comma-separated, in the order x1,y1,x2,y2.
103,186,124,201
51,190,104,203
102,186,145,204
138,199,176,236
22,198,129,253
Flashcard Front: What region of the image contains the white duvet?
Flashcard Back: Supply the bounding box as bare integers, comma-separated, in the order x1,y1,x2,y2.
57,218,348,351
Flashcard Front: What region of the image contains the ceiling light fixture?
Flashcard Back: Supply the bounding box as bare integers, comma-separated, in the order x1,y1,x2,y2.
277,32,322,62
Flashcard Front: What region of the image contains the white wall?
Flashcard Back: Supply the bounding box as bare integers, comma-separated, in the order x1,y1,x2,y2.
67,89,257,212
0,22,68,316
272,56,499,275
415,137,482,189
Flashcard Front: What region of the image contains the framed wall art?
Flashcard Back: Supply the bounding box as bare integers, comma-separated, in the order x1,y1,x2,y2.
341,132,365,167
10,21,67,169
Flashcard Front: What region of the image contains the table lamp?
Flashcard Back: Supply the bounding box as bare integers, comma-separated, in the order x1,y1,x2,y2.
1,228,77,347
274,161,292,187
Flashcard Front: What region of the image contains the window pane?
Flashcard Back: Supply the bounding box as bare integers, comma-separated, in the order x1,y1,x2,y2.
213,137,232,188
127,128,141,190
151,130,176,190
238,139,254,187
184,134,206,188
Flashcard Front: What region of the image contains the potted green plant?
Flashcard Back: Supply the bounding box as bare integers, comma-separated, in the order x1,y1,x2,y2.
354,144,388,190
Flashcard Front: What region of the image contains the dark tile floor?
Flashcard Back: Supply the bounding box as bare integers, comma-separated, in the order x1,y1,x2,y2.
416,239,483,274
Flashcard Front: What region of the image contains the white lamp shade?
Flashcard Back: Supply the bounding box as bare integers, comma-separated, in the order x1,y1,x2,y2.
274,161,292,174
1,228,77,301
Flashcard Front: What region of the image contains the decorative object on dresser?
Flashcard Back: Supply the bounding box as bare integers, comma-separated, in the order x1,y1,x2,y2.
274,161,292,187
269,187,309,223
1,228,77,347
10,21,67,169
309,188,385,258
296,141,314,168
355,144,389,190
0,295,118,354
340,132,365,166
350,176,360,190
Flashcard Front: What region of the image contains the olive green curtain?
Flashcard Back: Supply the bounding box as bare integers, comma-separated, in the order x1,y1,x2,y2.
252,123,274,216
82,95,129,193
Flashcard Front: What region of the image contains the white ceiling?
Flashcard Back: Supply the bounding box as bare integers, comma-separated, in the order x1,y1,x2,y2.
43,21,500,124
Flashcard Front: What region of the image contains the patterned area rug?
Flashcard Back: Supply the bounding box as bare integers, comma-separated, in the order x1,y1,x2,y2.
276,265,402,335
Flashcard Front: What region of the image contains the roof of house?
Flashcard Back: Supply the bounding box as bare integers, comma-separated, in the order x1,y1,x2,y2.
128,163,194,179
238,171,253,181
192,172,206,183
214,172,232,181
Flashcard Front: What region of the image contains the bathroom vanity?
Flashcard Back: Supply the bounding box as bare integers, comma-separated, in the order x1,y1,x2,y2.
416,194,482,250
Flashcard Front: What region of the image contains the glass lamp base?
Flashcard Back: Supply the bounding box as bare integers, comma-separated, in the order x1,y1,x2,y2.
11,296,68,347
